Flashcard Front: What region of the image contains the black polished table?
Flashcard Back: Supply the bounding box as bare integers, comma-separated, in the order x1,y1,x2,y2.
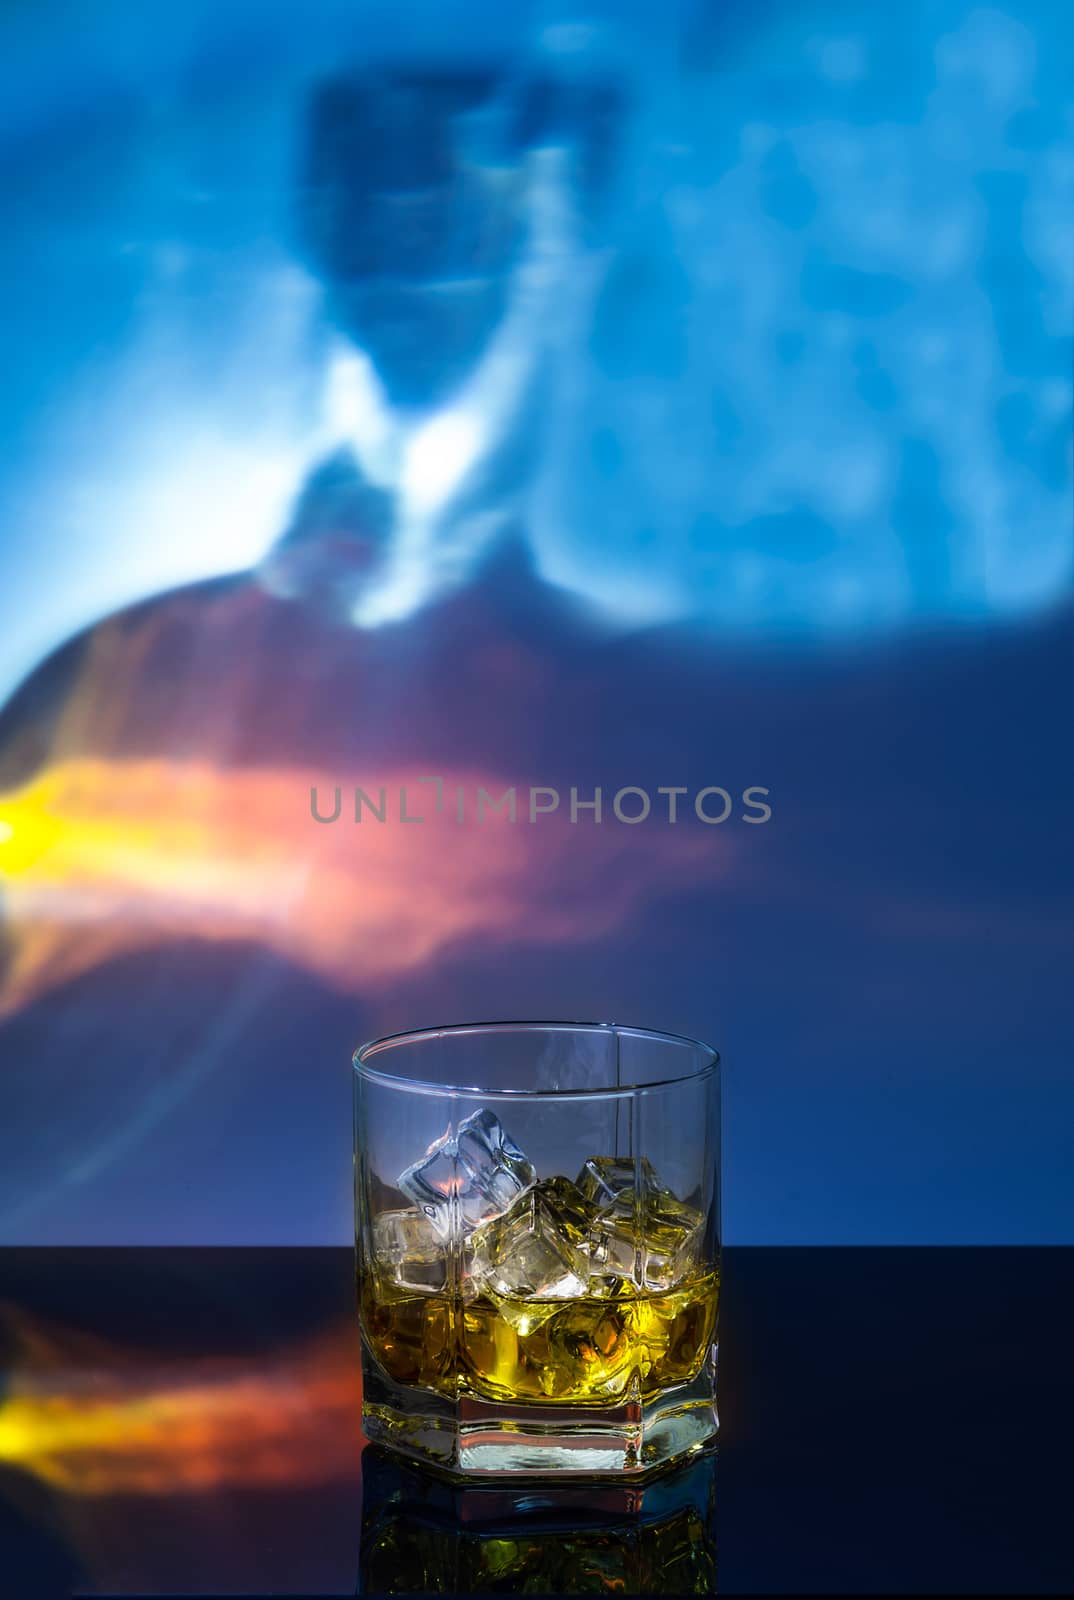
0,1248,1070,1595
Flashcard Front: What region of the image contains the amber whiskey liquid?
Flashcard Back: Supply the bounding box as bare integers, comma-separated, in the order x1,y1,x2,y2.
361,1266,718,1405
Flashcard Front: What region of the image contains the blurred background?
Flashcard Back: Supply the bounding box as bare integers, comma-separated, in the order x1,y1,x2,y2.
0,0,1071,1245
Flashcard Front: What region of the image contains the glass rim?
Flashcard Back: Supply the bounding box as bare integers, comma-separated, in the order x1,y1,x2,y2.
353,1019,720,1098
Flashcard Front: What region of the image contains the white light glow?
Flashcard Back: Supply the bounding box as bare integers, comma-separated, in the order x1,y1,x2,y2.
324,348,398,487
122,438,304,581
351,558,432,629
403,410,486,517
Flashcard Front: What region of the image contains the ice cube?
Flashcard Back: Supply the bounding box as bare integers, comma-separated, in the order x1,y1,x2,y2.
541,1297,635,1396
470,1176,593,1307
456,1108,537,1213
372,1208,448,1293
398,1108,536,1241
576,1154,660,1206
588,1188,704,1293
577,1156,704,1292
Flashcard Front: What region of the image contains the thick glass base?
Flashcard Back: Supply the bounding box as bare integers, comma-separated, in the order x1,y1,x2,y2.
361,1338,718,1477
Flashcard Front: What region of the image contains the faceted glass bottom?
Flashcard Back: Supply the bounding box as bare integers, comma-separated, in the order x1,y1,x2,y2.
360,1340,719,1476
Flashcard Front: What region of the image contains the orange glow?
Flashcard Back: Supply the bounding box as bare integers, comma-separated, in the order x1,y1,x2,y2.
0,1308,362,1496
0,757,723,1018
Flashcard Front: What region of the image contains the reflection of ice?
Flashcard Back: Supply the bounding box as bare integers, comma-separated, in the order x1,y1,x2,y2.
398,1108,536,1241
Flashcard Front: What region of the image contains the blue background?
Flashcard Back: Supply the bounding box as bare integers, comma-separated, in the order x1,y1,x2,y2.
0,0,1071,1244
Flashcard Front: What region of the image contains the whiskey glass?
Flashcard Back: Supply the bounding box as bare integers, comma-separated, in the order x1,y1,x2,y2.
353,1021,720,1476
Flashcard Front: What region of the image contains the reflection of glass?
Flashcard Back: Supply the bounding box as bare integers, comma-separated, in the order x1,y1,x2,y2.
357,1442,717,1595
353,1022,720,1475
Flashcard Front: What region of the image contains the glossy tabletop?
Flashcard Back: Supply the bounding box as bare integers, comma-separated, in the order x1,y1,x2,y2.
0,1248,1070,1595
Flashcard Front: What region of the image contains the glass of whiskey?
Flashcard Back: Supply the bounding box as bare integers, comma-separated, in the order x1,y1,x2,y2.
353,1022,720,1476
